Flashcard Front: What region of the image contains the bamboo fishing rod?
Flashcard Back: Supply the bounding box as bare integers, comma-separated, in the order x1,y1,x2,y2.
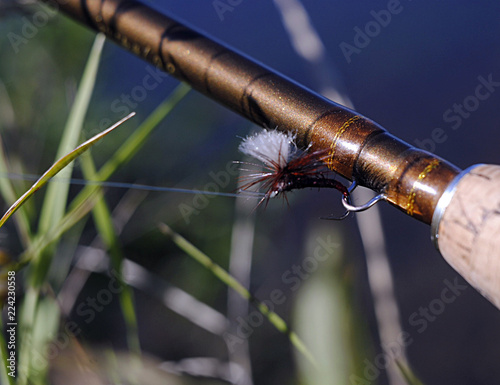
40,0,500,309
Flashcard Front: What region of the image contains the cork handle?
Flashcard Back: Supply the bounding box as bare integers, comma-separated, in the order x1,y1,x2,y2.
434,164,500,309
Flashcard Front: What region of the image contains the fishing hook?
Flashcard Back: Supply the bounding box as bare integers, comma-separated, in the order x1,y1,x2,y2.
322,181,387,220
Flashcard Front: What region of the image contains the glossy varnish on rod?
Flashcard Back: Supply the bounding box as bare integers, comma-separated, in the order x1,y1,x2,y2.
43,0,461,224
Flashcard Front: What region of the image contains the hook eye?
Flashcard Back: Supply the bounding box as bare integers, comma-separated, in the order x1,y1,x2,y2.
347,180,358,194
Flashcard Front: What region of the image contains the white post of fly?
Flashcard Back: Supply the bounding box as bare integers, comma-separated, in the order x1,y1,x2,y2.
238,129,298,170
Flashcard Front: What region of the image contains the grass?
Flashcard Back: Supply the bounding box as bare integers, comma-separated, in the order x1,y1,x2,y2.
158,223,318,369
0,32,192,384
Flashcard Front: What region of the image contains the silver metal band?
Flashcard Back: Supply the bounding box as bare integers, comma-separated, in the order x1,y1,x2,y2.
431,164,483,250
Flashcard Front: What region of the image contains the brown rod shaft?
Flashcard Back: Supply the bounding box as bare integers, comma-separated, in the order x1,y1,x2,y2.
42,0,460,224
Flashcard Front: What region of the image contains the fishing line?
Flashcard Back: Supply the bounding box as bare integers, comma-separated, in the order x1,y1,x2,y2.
0,172,264,199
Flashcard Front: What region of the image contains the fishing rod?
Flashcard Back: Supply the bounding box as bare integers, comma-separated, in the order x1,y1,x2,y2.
40,0,500,309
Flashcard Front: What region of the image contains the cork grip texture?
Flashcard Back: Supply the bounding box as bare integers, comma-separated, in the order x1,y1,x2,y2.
437,164,500,309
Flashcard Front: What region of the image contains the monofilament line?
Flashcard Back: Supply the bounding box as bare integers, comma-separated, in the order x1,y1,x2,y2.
0,172,262,199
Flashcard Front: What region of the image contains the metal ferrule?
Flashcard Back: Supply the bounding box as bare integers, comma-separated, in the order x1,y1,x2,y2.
431,164,483,249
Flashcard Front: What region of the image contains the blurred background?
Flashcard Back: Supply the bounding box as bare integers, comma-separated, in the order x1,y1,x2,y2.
1,0,500,384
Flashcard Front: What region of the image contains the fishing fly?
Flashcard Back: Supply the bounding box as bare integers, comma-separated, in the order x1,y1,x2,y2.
237,129,351,218
0,127,384,219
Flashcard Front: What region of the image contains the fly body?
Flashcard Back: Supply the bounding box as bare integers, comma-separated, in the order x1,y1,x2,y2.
238,129,348,207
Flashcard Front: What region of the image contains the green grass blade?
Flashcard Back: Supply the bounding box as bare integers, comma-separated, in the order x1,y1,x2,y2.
11,84,189,269
17,287,38,385
38,33,106,236
17,187,104,270
68,82,190,213
158,223,318,368
14,114,133,384
0,113,135,231
17,295,60,385
0,135,32,245
79,151,141,357
27,297,60,385
293,229,354,385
